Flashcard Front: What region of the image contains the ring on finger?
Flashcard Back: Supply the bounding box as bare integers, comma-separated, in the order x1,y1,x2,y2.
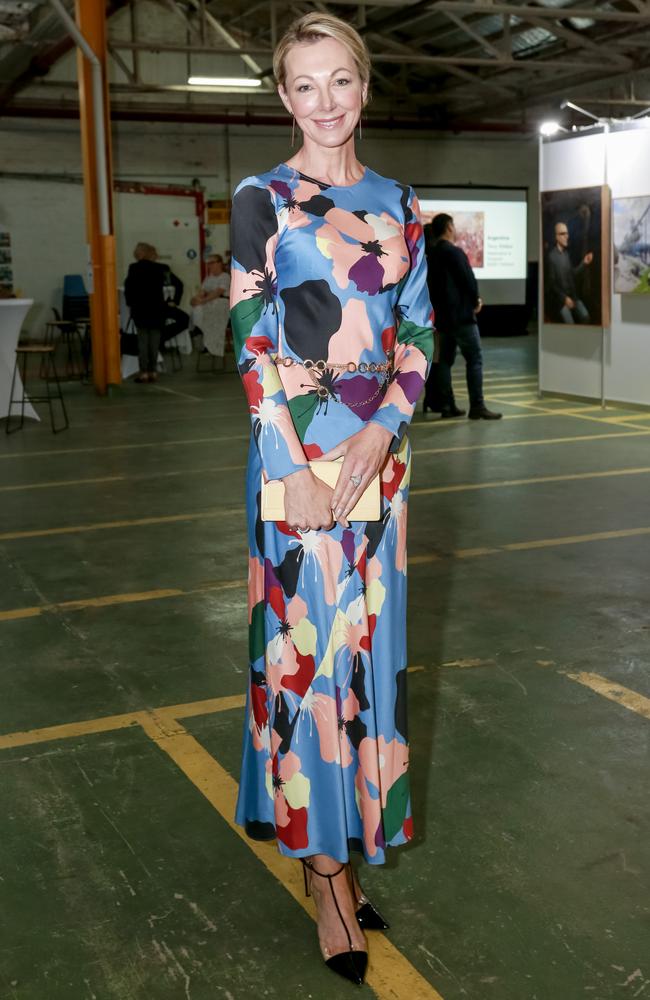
349,473,362,488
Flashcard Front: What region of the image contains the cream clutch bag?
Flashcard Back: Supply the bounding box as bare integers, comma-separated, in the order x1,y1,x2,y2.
261,459,381,522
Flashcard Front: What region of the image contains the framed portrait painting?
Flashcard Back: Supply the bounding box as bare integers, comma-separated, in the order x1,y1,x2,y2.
541,185,611,327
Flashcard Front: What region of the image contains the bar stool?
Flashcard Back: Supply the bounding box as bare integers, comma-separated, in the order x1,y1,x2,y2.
5,341,69,434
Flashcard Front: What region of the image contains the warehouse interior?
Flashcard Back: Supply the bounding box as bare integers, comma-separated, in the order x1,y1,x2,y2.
1,2,649,999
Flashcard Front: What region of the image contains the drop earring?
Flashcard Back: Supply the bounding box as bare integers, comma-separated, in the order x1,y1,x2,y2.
358,118,363,140
291,116,296,147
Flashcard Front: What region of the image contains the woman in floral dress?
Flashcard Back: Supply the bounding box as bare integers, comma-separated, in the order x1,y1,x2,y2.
229,12,433,986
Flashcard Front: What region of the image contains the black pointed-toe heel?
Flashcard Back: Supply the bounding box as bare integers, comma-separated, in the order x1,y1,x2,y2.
356,897,390,931
347,863,390,930
302,859,368,986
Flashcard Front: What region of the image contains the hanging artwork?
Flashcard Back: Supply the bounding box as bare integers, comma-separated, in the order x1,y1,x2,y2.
613,196,650,294
541,185,610,326
0,229,13,295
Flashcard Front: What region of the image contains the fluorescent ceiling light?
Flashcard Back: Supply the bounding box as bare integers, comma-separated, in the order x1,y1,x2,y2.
187,76,261,88
539,120,562,136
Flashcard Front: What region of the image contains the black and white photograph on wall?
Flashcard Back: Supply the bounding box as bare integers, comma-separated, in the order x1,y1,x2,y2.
541,185,610,326
613,195,650,294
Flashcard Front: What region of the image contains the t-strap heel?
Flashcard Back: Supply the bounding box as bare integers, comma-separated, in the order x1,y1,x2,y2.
301,859,368,986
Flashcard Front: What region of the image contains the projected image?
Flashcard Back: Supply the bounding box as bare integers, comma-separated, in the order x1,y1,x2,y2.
418,198,527,286
421,209,485,268
613,196,650,294
541,185,610,326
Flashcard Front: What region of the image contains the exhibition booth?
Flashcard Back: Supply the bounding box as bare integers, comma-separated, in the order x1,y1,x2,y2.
539,120,650,408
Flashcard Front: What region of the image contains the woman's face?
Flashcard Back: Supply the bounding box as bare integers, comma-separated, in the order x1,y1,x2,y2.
279,36,367,149
207,259,224,275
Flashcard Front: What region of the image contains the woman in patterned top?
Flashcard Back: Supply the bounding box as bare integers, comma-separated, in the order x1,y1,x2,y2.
229,12,433,986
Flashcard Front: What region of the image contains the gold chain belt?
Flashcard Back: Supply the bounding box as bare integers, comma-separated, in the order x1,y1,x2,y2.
274,353,394,408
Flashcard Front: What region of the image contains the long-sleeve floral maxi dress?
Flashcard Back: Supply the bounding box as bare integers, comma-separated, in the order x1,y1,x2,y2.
230,163,433,865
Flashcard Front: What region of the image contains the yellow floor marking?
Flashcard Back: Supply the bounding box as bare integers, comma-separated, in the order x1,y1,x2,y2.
0,711,146,751
410,525,650,564
5,404,641,462
1,671,447,1000
5,523,650,623
4,429,648,495
0,509,239,542
598,413,650,424
160,694,247,718
0,578,248,622
0,465,247,494
413,428,650,457
148,384,205,402
410,465,650,497
0,693,246,751
5,460,648,544
483,391,540,399
0,432,250,461
2,403,635,471
487,397,650,432
0,475,125,493
142,710,445,1000
503,525,650,551
565,672,650,722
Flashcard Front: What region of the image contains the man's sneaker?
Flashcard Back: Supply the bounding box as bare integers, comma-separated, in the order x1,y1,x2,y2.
440,405,466,418
468,405,502,420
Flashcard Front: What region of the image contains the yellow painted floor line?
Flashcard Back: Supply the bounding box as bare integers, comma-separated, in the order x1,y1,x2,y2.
0,693,247,751
0,474,126,493
142,711,444,1000
0,578,247,622
5,429,649,494
148,384,205,402
0,464,247,494
0,509,241,542
4,522,650,623
484,394,542,402
565,672,650,722
487,397,650,432
5,462,648,543
410,465,650,497
409,524,650,564
0,432,250,461
413,428,650,457
5,406,639,462
0,711,147,750
599,413,650,424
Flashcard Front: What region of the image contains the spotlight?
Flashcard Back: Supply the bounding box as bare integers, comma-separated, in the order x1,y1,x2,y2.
539,120,562,137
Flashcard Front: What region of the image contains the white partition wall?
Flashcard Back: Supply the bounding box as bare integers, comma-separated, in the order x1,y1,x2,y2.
539,123,650,407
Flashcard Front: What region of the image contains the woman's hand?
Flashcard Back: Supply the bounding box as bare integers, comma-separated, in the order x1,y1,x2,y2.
282,468,335,532
315,423,393,527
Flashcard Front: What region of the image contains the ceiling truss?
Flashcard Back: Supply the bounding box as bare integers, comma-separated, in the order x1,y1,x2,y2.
0,0,649,130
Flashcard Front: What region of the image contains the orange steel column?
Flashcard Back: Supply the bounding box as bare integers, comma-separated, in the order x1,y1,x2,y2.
75,0,121,393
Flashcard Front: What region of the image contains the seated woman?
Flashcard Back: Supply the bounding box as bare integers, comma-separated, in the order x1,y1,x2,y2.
191,254,231,362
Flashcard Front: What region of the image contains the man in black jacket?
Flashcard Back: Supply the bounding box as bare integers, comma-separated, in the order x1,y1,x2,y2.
425,214,501,420
124,242,167,383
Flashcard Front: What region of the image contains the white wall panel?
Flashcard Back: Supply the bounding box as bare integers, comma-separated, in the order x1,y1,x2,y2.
540,125,650,406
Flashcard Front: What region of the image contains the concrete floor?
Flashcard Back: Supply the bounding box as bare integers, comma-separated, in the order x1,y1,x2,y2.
1,336,649,1000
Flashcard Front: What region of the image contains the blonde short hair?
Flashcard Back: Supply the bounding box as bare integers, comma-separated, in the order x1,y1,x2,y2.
273,12,371,99
133,242,156,261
